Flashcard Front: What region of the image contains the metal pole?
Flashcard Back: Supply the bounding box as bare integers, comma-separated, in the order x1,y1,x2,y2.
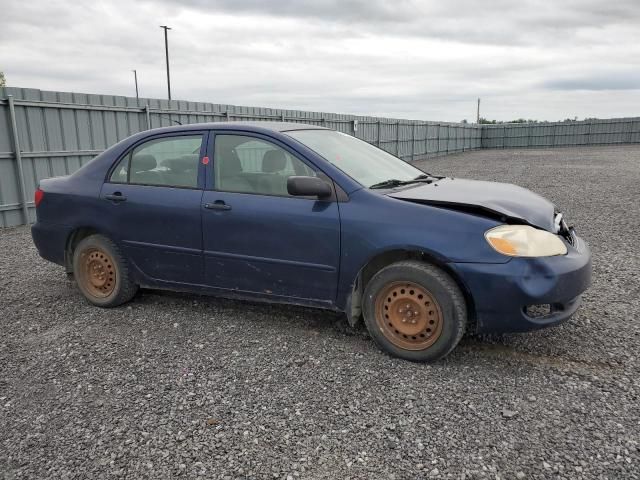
132,70,139,102
160,25,172,100
410,123,415,161
446,125,450,154
145,104,151,130
6,95,30,224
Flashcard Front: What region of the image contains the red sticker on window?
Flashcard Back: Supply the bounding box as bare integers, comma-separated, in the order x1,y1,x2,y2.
202,156,210,165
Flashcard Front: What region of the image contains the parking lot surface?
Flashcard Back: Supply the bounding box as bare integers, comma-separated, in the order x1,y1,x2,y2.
1,145,639,479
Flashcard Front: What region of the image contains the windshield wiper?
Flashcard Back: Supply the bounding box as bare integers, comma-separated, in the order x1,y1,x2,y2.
369,174,440,190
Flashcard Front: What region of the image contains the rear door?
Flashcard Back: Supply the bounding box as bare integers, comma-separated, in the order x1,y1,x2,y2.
100,131,207,284
200,132,341,302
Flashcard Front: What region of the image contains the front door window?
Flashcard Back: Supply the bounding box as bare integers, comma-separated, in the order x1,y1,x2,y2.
213,134,316,196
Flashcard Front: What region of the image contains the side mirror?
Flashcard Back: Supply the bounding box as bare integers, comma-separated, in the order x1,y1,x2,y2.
287,176,333,199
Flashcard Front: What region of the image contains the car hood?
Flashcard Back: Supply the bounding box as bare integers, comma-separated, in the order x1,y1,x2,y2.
387,177,556,231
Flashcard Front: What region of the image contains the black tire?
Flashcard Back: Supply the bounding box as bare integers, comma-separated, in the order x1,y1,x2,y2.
72,234,138,307
362,260,467,362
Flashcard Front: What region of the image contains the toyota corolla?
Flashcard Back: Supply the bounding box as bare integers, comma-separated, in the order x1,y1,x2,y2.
31,122,591,362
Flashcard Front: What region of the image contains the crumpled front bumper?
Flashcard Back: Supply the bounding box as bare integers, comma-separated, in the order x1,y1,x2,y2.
451,234,592,334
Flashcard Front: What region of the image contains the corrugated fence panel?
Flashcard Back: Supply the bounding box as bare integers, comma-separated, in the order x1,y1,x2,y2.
630,119,640,143
0,84,483,226
482,118,640,149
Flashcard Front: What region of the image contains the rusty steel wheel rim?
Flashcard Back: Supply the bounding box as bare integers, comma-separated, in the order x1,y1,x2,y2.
79,247,116,298
374,281,443,351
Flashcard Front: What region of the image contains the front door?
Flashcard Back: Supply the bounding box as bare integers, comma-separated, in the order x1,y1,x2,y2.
100,132,207,284
201,132,341,302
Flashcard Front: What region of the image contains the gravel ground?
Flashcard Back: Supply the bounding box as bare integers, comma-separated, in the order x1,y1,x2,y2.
1,145,639,480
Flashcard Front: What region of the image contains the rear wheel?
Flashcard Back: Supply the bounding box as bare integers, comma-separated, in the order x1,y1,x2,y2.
72,234,138,307
362,260,466,362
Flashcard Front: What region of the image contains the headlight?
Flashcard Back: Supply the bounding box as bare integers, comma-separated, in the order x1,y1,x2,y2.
485,225,567,257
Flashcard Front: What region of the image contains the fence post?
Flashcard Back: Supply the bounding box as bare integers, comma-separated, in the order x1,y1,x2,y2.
624,119,632,144
446,125,449,155
410,123,415,161
6,95,30,225
462,126,465,152
425,123,430,156
396,121,401,156
376,120,381,147
145,104,151,130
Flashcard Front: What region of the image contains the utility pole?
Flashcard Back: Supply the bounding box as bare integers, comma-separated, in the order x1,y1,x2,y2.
160,25,172,100
132,69,139,102
477,98,481,124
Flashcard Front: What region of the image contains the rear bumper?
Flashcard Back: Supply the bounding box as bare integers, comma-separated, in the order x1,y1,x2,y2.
31,221,71,267
451,235,591,334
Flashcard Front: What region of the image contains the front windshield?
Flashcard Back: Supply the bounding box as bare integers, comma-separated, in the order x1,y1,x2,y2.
286,129,425,188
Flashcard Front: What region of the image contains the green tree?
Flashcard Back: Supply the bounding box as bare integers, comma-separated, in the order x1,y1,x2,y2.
0,71,5,87
480,117,542,124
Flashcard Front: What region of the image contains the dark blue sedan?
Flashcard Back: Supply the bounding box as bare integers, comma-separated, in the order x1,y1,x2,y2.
31,122,591,361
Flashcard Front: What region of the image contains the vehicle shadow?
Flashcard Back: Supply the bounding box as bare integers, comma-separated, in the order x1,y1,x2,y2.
133,287,605,374
135,287,369,338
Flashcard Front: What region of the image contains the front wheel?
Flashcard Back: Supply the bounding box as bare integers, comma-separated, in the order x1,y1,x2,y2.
72,234,138,307
362,260,467,362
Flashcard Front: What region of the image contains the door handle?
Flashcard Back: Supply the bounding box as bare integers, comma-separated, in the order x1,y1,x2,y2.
105,193,127,202
204,201,231,211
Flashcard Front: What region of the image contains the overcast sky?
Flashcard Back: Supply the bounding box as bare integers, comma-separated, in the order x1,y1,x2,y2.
1,0,639,122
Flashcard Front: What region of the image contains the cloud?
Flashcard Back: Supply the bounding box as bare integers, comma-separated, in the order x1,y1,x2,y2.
1,0,639,122
152,0,419,24
150,0,640,46
543,72,640,91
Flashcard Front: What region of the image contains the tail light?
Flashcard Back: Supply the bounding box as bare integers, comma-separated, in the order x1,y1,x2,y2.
34,188,44,207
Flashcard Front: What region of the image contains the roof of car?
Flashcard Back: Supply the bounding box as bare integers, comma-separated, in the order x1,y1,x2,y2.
146,121,329,135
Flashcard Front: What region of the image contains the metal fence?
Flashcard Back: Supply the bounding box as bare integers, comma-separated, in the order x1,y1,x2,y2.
2,87,639,228
481,118,640,148
0,87,482,228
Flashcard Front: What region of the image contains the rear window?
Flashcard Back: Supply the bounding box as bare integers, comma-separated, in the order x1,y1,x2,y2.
110,135,203,188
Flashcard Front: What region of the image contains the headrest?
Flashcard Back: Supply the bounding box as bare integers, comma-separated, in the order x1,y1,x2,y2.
133,154,157,172
262,150,287,173
219,149,243,176
165,155,198,173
